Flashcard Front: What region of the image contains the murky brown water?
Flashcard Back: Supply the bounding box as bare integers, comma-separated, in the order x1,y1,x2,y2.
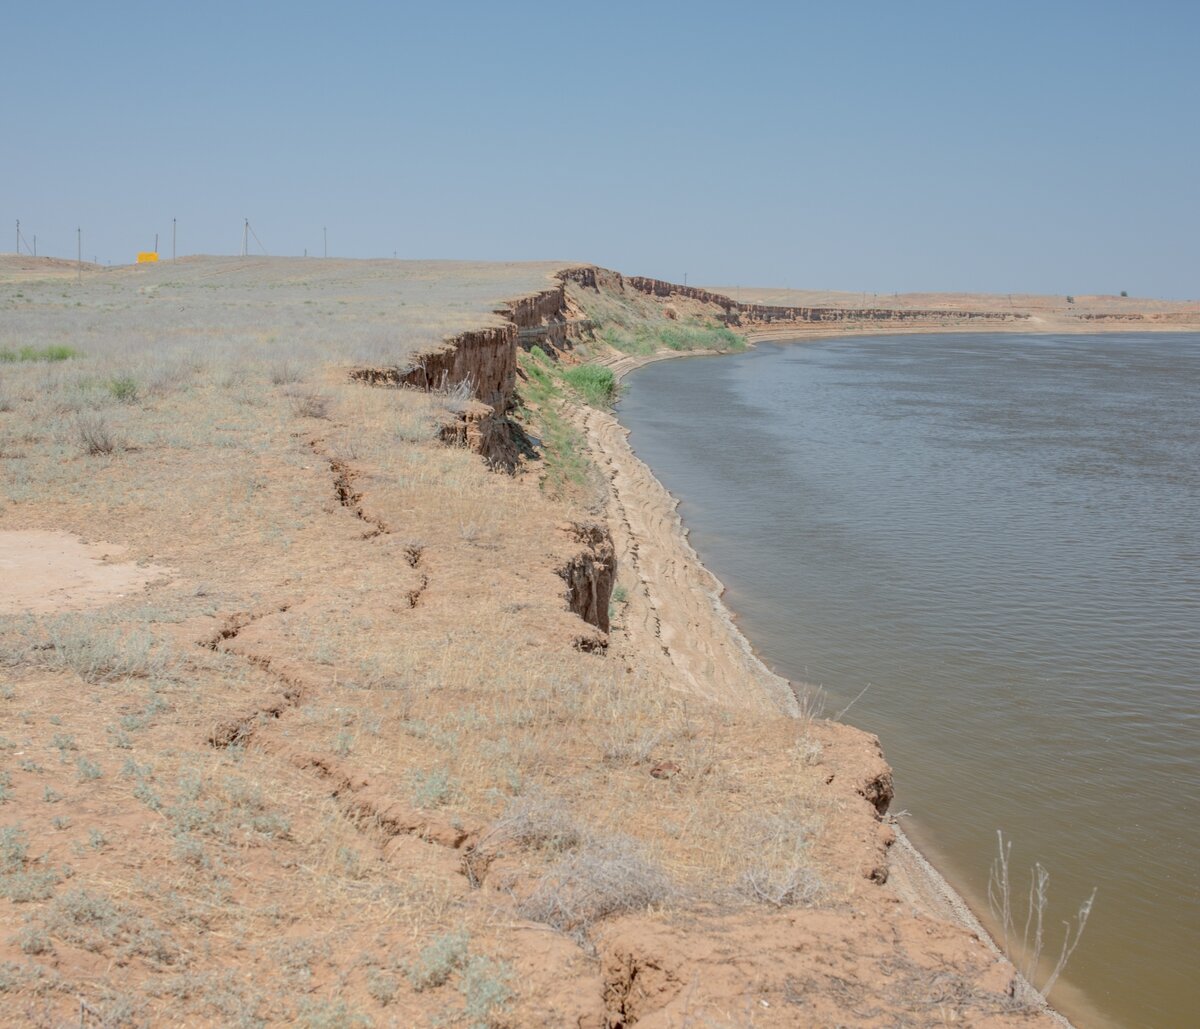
618,333,1200,1029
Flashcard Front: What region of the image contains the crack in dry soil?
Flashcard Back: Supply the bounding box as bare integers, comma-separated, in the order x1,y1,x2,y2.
199,607,305,747
202,633,482,861
199,603,292,651
199,598,482,861
307,438,391,539
407,574,429,609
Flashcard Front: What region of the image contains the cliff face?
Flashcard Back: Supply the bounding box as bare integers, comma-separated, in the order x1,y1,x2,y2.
625,275,739,312
558,521,616,635
624,274,1029,326
348,273,594,410
348,281,617,638
349,324,517,411
736,301,1028,324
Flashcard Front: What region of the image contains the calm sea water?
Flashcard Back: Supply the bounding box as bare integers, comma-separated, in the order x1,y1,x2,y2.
618,334,1199,1029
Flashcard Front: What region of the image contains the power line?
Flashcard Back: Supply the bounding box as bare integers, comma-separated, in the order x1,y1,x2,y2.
239,219,268,257
247,220,267,256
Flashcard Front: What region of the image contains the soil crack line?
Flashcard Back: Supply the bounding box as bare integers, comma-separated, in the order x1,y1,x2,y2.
308,437,391,538
199,602,291,651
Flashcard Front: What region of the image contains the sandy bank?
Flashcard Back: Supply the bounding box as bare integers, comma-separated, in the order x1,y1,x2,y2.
584,333,1075,1026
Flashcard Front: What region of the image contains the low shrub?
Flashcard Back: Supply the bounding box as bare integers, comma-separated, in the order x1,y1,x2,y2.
269,360,304,385
405,930,469,991
740,864,823,907
291,391,330,419
73,413,122,456
411,767,455,808
43,619,172,684
518,834,672,935
107,376,139,403
478,792,584,855
461,954,513,1028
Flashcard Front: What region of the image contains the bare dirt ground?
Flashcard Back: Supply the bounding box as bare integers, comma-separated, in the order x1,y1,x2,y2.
0,532,171,616
0,256,1086,1027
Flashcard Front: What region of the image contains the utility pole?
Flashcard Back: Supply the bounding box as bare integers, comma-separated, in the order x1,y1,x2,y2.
77,227,82,283
241,219,249,257
172,218,176,261
33,236,36,257
15,219,19,255
154,232,159,256
684,272,688,287
323,226,327,259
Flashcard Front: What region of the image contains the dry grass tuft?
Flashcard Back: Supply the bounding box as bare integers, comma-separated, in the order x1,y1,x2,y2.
290,391,331,419
72,413,122,455
518,834,674,936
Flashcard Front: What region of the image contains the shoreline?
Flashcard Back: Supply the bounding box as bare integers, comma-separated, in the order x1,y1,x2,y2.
584,330,1079,1027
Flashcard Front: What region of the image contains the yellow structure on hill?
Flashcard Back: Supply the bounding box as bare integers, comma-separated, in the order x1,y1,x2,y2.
136,251,158,264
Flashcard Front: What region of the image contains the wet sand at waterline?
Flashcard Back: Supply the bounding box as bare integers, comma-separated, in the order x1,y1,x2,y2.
618,332,1200,1029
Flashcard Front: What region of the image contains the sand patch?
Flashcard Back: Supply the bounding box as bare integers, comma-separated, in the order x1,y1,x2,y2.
0,530,171,614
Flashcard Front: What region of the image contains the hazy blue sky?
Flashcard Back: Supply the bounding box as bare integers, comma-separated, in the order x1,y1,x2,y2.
4,1,1197,297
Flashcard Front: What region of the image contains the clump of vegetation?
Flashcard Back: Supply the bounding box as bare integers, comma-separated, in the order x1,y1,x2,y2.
405,930,469,991
46,887,179,964
296,999,372,1028
516,348,596,497
16,924,53,955
0,825,64,902
518,833,673,936
608,584,629,621
291,391,330,419
0,826,30,873
73,413,123,455
476,791,585,857
270,360,304,385
740,864,823,907
600,320,744,356
76,757,103,782
42,619,173,685
461,954,513,1029
0,345,79,363
165,770,291,843
402,930,513,1027
411,767,455,808
560,363,617,407
107,375,140,403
